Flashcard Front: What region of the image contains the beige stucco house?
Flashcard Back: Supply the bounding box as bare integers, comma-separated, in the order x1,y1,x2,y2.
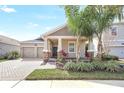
21,24,88,59
21,22,124,59
42,24,88,59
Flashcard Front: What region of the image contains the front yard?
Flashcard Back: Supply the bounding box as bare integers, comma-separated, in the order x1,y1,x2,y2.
0,59,8,63
26,69,124,80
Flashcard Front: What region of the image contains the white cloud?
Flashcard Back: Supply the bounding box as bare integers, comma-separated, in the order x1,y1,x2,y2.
37,15,57,20
45,27,51,30
0,5,16,13
27,22,39,28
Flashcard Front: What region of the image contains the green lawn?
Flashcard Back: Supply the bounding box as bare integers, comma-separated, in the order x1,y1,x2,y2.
26,69,124,80
0,59,8,63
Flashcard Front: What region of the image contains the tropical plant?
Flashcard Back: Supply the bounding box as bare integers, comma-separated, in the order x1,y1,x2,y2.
76,62,94,72
5,51,20,60
83,5,124,59
104,61,121,72
64,61,76,71
91,61,106,70
102,54,119,61
64,5,124,61
64,6,94,62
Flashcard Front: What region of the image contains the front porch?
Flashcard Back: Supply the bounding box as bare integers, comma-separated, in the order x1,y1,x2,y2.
43,36,87,60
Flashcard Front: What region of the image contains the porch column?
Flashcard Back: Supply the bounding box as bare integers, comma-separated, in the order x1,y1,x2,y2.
87,41,95,60
43,38,49,62
57,38,62,58
43,38,48,51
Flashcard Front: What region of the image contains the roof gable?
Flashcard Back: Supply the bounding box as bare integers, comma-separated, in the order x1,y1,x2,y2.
42,24,74,37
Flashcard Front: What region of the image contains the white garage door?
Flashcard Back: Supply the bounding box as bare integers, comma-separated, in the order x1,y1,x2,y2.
37,47,43,58
109,47,124,58
23,47,35,58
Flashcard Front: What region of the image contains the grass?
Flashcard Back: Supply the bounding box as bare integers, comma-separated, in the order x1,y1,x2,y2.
26,69,124,80
0,59,8,63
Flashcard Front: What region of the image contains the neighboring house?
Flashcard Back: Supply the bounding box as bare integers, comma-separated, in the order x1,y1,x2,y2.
0,35,20,56
101,22,124,58
20,37,44,58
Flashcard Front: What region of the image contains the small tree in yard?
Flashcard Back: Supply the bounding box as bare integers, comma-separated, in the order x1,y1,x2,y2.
64,6,94,62
83,5,124,60
64,5,124,61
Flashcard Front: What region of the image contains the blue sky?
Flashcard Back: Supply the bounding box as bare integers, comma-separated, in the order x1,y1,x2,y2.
0,5,66,41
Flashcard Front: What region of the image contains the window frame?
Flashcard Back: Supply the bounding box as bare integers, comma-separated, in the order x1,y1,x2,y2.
110,26,118,36
68,41,76,53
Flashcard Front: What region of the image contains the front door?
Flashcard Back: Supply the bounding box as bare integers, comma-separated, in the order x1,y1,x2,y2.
52,47,57,58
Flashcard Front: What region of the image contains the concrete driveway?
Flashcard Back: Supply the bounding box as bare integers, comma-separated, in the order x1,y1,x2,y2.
0,59,43,80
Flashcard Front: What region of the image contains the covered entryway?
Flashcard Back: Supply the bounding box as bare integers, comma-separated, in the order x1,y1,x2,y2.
109,46,124,58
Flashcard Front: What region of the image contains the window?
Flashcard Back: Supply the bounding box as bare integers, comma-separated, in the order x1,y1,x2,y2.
68,41,75,53
110,27,117,36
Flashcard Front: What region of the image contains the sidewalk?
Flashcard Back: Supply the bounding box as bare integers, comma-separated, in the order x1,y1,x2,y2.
0,80,124,88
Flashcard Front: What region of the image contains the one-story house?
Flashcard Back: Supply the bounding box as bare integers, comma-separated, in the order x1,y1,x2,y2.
20,22,124,59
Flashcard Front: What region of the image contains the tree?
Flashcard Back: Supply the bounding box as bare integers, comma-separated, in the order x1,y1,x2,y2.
83,5,124,60
64,5,124,61
64,6,94,62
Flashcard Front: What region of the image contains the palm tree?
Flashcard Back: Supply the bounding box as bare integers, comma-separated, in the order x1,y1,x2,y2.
83,5,124,59
64,6,94,62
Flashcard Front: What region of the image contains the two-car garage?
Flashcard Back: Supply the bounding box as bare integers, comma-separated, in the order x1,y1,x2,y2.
20,38,44,58
22,47,43,58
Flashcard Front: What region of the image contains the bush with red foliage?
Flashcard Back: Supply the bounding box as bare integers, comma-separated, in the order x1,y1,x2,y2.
59,49,68,59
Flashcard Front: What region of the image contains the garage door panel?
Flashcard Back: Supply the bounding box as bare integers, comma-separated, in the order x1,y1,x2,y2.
23,47,35,58
109,47,124,58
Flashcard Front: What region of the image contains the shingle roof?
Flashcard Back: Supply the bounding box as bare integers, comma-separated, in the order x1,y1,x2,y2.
21,37,44,43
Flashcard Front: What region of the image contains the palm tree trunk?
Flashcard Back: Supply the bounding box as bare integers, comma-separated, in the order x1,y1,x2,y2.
97,40,103,60
76,36,80,63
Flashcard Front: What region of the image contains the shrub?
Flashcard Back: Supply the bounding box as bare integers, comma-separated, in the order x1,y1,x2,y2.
0,56,5,60
91,61,106,71
64,62,76,71
104,61,121,72
5,51,20,60
57,58,67,64
76,62,94,72
64,61,94,72
64,60,122,73
102,54,119,61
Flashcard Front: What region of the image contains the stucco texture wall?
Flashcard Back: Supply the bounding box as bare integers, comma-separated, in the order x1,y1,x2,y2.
0,42,20,56
62,39,85,58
